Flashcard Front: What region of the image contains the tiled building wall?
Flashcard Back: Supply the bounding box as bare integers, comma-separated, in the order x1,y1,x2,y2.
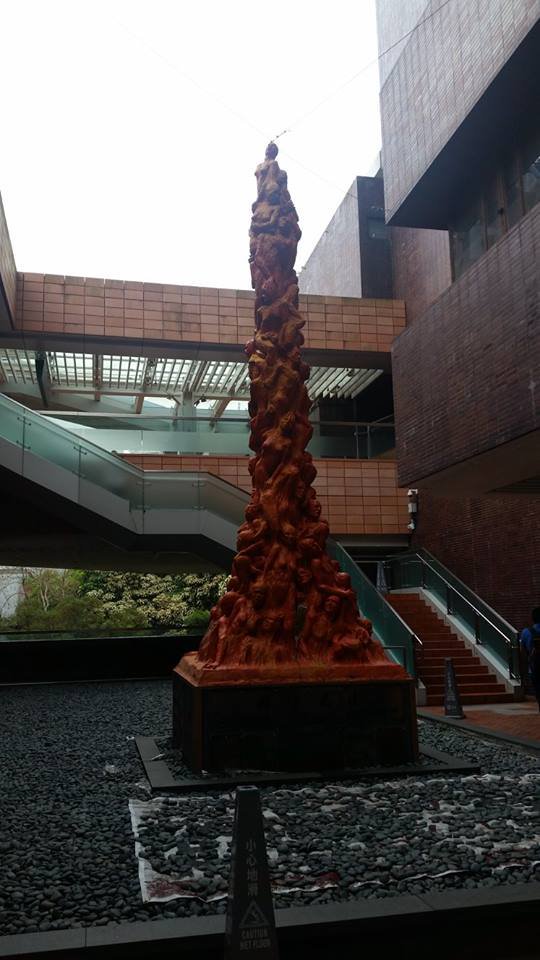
392,205,540,487
121,454,409,536
390,226,451,324
0,194,16,322
413,492,540,631
299,183,362,298
379,0,540,220
14,274,406,352
376,0,428,86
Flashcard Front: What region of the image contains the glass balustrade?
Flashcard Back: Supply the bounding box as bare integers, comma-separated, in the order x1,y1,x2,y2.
40,413,396,460
0,395,249,538
327,540,417,677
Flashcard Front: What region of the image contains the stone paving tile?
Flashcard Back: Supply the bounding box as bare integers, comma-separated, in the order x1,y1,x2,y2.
423,700,540,743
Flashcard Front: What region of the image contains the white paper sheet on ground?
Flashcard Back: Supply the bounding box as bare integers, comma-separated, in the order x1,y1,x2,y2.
128,797,338,903
128,798,226,903
128,777,540,904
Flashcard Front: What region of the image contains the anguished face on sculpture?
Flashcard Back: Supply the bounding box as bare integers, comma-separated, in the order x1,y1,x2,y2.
281,412,295,435
295,481,307,502
324,595,341,617
248,357,263,380
251,583,266,608
299,537,322,558
307,499,322,520
296,567,312,587
282,529,296,548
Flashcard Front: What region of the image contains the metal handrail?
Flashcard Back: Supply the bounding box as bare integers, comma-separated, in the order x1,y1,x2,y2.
394,555,515,648
381,594,424,681
387,552,521,682
38,412,396,429
420,548,517,635
377,595,423,650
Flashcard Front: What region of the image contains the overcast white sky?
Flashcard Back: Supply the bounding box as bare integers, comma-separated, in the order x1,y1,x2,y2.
0,0,382,290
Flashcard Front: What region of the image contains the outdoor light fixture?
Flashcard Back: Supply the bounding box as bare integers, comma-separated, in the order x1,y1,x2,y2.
407,489,418,531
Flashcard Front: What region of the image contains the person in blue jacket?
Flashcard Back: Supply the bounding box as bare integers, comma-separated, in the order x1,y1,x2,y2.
520,607,540,710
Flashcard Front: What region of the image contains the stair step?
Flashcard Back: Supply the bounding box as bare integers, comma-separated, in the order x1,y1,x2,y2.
421,666,489,679
389,591,508,703
421,640,467,647
418,654,480,670
421,672,489,683
421,649,474,658
422,650,474,658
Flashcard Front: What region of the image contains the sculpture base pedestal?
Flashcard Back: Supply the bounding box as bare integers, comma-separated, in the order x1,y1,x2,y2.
173,653,418,773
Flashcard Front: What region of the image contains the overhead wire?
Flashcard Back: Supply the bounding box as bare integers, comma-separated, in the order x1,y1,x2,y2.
111,0,456,208
274,0,454,140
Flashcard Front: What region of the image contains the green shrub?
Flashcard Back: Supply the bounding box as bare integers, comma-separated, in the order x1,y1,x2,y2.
182,608,211,629
5,568,227,633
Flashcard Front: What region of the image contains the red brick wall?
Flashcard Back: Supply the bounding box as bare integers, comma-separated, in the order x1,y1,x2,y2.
15,274,405,353
122,454,409,537
413,492,540,630
380,0,539,221
0,193,16,322
392,204,540,488
390,226,451,324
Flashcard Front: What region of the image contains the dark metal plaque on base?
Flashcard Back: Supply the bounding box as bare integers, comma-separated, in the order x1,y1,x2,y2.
444,658,465,718
173,667,418,773
225,786,279,959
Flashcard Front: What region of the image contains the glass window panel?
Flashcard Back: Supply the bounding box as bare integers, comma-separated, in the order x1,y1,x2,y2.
521,127,540,213
484,177,504,248
503,155,523,227
451,196,486,278
367,217,388,240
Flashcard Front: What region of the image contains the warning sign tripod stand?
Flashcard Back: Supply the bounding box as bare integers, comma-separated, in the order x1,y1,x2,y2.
225,786,279,959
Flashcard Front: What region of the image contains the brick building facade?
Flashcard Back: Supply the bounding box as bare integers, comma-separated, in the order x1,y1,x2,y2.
377,0,540,627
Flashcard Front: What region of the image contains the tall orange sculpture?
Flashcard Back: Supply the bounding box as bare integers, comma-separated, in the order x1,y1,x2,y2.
174,145,417,772
183,144,391,677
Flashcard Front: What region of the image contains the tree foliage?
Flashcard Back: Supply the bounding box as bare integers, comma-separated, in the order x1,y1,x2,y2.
1,568,227,633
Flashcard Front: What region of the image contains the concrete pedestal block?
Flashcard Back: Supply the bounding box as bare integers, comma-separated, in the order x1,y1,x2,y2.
173,661,418,773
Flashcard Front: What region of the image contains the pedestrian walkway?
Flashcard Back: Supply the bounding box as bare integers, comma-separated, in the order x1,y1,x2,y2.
422,699,540,745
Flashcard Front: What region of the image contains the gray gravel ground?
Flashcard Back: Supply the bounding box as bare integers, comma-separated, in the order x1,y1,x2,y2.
0,680,538,936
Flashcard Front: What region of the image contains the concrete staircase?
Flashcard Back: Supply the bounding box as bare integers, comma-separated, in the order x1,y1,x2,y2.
387,593,514,706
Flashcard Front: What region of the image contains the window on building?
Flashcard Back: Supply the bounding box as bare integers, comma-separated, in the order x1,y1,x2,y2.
451,120,540,280
367,216,388,240
503,156,523,228
452,197,485,277
484,176,504,249
521,127,540,213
